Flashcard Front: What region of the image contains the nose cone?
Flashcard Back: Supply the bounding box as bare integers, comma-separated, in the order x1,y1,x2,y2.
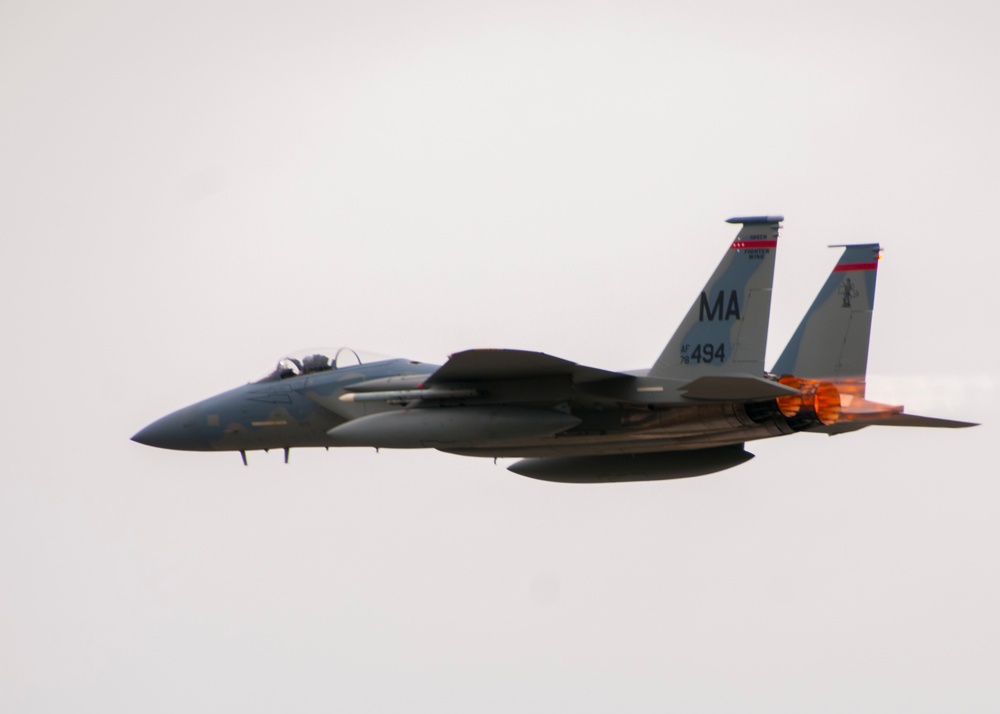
132,404,212,451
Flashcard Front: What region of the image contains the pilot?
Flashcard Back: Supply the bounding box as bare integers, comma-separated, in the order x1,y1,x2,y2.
301,353,331,374
278,357,303,379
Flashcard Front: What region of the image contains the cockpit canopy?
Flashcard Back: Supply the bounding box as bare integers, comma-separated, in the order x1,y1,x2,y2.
257,347,393,382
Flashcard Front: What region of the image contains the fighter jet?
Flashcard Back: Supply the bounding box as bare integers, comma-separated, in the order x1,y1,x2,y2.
132,216,975,482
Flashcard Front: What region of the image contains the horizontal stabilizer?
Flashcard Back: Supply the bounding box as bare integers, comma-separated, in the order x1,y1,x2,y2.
425,349,620,384
879,413,979,428
680,374,800,401
808,411,978,435
508,446,754,483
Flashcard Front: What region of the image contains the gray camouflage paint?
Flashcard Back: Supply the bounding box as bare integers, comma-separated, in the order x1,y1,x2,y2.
771,243,881,386
133,220,974,482
649,216,782,380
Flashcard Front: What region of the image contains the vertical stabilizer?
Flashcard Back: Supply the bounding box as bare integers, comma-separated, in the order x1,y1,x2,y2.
771,243,881,396
649,216,782,380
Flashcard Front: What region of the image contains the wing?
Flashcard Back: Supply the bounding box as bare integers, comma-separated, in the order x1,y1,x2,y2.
338,349,627,407
424,348,622,384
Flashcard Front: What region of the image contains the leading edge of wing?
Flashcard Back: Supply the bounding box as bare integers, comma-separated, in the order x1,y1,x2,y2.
424,348,623,384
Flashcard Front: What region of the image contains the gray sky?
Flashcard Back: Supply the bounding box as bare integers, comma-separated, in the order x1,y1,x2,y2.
2,0,998,711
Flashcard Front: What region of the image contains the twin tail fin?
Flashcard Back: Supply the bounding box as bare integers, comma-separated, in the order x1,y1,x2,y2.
772,243,881,396
649,216,782,381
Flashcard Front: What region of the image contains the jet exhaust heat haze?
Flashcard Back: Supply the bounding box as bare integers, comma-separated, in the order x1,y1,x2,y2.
133,216,976,482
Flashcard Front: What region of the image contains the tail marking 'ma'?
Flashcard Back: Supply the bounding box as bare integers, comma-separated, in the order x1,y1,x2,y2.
699,290,742,321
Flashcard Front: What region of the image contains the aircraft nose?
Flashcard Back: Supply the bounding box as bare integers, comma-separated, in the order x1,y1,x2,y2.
132,404,211,451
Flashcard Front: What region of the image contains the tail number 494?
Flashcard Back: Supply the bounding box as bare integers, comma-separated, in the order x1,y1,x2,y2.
681,343,726,364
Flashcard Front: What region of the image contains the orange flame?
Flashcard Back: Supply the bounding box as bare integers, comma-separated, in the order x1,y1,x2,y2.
813,383,841,425
776,375,805,418
776,375,841,425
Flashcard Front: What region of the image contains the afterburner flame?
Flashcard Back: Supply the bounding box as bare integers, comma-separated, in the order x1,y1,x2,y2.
776,376,805,418
813,383,841,425
776,376,841,425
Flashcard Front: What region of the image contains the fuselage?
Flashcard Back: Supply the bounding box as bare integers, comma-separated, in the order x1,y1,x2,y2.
133,358,434,452
133,357,803,457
